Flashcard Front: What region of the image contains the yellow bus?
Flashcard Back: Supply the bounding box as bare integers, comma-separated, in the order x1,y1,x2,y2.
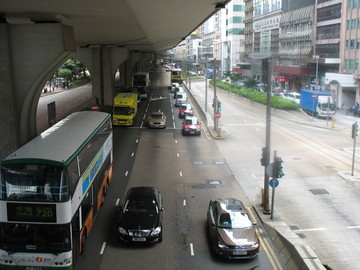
171,68,184,86
113,92,138,126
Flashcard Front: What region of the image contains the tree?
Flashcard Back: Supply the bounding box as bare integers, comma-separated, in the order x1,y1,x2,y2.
229,73,243,84
57,68,72,82
244,78,258,88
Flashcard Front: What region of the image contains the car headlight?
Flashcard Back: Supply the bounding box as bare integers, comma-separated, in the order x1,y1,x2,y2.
150,227,161,236
251,242,259,249
118,226,128,235
217,241,228,249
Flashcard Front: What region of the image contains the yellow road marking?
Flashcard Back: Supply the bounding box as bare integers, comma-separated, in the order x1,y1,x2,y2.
246,207,283,270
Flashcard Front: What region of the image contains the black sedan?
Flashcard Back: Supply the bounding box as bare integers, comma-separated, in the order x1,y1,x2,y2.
118,187,164,244
207,198,259,259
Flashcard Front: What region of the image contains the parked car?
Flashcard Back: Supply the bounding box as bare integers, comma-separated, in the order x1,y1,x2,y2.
287,92,300,104
274,92,286,98
175,92,187,107
179,104,194,118
147,111,166,128
207,198,259,259
182,116,201,135
118,186,164,244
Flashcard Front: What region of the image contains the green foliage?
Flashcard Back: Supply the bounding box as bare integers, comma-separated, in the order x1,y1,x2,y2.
56,58,88,81
229,73,243,84
69,77,91,88
57,69,72,80
213,81,300,110
244,78,258,88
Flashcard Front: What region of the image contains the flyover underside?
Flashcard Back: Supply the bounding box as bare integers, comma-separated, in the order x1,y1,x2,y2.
0,23,154,159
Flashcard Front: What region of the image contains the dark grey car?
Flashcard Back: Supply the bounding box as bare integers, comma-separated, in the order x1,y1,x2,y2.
207,198,259,259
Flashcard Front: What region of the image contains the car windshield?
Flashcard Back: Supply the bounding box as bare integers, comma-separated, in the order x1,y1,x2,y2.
124,198,158,214
151,114,162,119
218,213,252,229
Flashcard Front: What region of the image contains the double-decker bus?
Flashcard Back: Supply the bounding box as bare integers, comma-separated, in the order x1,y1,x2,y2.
0,111,113,270
170,68,184,86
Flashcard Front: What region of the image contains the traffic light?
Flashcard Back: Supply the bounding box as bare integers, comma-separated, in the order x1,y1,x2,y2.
273,157,284,178
260,147,267,166
217,100,222,111
352,122,358,139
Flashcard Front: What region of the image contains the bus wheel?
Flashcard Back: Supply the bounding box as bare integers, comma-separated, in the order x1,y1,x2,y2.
80,233,87,254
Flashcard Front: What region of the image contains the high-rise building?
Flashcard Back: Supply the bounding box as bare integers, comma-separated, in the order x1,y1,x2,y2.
220,0,246,74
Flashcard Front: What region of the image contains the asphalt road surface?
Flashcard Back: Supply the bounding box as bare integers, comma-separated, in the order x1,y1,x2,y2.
36,73,286,269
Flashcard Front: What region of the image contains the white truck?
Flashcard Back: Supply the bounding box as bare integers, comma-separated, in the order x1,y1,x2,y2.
132,72,150,100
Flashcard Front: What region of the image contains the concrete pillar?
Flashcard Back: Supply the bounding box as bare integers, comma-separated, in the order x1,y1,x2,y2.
0,24,18,159
0,23,75,158
76,46,129,106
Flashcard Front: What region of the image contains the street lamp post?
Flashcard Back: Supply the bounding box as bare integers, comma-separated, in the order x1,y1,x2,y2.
213,58,218,132
249,53,273,214
205,55,208,112
313,55,319,90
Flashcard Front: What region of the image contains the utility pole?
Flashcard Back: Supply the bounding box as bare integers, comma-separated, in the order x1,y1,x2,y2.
213,58,218,132
205,55,208,112
263,58,272,214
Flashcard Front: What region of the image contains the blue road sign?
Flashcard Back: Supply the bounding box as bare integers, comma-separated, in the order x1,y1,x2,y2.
269,178,279,188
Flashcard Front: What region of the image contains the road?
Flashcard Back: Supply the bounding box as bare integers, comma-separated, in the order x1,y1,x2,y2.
188,78,360,270
36,73,285,269
36,84,92,134
36,73,360,269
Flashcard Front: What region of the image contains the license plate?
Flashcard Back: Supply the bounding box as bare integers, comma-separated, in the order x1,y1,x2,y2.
132,237,146,242
233,251,247,255
190,131,195,134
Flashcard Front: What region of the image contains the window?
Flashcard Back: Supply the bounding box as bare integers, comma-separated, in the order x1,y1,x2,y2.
352,19,357,29
317,4,341,22
345,59,358,69
230,16,244,24
233,5,245,12
348,0,360,9
350,40,356,49
316,24,340,40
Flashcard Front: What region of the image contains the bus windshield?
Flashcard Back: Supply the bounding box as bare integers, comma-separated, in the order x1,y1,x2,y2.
0,164,69,201
0,223,71,253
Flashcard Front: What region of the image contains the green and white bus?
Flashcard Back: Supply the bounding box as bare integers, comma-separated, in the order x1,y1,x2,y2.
0,111,113,270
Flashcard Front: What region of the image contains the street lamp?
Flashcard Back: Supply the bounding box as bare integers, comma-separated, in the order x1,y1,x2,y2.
313,55,319,90
249,53,273,214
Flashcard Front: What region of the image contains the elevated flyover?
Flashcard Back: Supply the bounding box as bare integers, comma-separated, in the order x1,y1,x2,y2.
0,0,229,159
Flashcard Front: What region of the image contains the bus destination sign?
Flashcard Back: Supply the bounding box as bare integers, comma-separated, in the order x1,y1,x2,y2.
7,203,56,223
